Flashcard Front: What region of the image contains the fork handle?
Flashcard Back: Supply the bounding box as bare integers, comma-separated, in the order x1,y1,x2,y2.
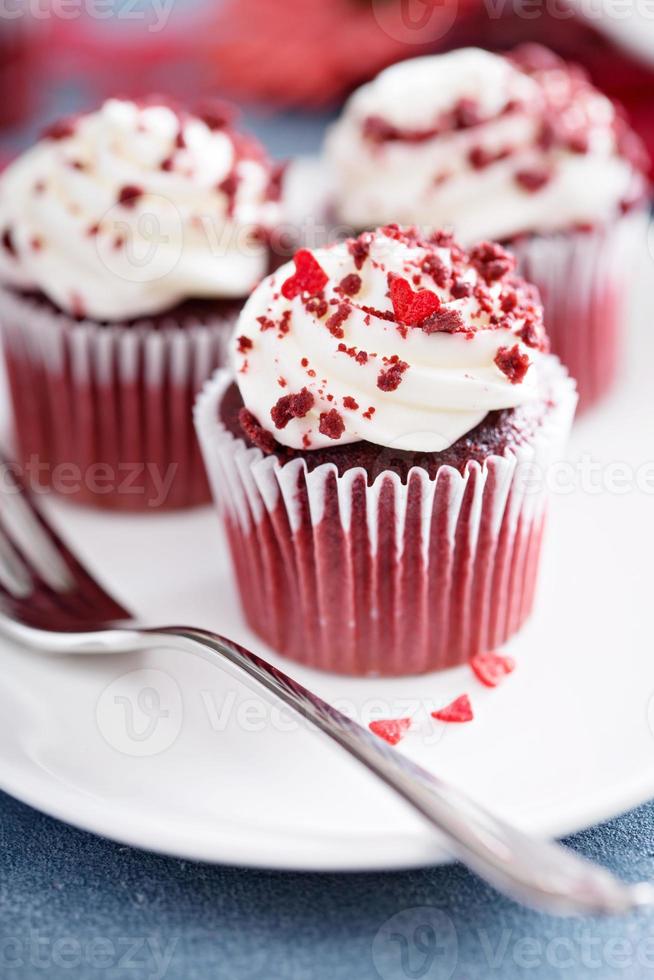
151,626,648,915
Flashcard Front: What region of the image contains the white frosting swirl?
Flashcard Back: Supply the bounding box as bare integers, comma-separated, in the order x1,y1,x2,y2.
232,226,548,453
326,48,646,242
0,99,282,321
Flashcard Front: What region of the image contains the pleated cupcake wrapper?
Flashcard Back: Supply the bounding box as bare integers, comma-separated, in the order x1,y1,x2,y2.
195,362,577,676
0,288,234,511
510,207,648,410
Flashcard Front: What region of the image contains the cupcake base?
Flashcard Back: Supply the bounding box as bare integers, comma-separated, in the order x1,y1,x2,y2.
195,364,577,677
509,208,648,411
0,288,237,511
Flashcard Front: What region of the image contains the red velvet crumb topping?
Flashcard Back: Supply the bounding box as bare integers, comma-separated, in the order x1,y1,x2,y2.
338,273,362,296
515,168,552,193
377,359,408,392
369,717,411,745
421,306,467,335
347,233,372,270
494,345,531,384
271,388,315,429
117,185,143,208
282,249,329,299
469,242,515,282
42,116,78,141
432,694,474,724
325,302,351,339
318,409,345,440
237,336,253,354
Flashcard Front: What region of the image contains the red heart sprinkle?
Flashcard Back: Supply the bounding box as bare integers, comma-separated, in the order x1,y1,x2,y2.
470,651,515,688
369,717,412,745
432,694,474,724
281,249,328,300
389,275,440,325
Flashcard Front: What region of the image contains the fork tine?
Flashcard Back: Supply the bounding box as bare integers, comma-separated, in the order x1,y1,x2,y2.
0,452,132,624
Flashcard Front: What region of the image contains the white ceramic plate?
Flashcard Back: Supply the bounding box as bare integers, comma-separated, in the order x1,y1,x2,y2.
0,219,653,872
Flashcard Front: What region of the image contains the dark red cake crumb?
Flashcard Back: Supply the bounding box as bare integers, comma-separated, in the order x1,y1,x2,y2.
470,242,515,283
304,293,329,319
495,345,531,384
451,278,472,299
271,388,315,429
470,651,515,688
432,694,474,724
325,302,351,339
421,254,449,288
338,273,362,296
514,168,552,193
117,185,143,209
347,232,372,270
422,306,467,335
369,717,411,745
343,396,359,410
195,97,237,131
318,409,345,440
42,116,78,141
236,335,253,354
389,275,440,326
454,97,482,129
257,315,276,332
2,228,16,257
377,359,408,392
282,249,328,299
238,408,276,454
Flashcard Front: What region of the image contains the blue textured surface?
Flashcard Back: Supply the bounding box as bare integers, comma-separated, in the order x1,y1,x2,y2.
2,791,654,980
2,81,654,980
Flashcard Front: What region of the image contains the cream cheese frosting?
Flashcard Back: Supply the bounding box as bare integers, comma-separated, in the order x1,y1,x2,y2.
0,98,282,321
231,225,549,453
326,46,648,242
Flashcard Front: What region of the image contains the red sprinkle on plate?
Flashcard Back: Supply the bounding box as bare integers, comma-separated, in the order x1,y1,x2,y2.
432,694,474,724
369,717,412,745
470,651,516,688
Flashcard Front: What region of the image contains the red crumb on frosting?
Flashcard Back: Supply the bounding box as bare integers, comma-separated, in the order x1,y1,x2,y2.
318,409,345,440
422,306,467,335
271,388,315,429
282,249,329,299
236,335,253,354
2,228,16,257
421,254,449,288
469,242,515,282
389,274,440,326
377,359,409,392
369,717,411,745
42,116,78,141
338,273,362,296
470,651,516,688
432,694,474,724
347,232,372,270
117,185,143,208
238,408,276,454
325,302,351,339
515,168,552,192
343,396,359,410
495,345,531,384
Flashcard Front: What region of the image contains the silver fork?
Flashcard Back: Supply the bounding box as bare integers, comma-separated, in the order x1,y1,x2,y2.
0,457,650,915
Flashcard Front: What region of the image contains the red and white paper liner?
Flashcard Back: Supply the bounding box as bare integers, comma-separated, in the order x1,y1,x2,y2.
195,363,577,677
0,288,234,511
509,207,648,412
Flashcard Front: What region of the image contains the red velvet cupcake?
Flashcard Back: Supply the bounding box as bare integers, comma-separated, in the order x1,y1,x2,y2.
327,46,651,410
195,226,577,676
0,97,282,510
